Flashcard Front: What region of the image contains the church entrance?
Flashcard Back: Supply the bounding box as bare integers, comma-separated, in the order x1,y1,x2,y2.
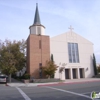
65,69,70,79
79,68,85,78
72,68,77,79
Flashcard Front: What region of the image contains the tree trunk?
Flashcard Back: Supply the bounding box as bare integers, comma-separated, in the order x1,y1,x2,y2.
8,74,11,83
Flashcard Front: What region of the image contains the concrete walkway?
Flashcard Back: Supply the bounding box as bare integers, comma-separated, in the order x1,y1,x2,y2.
7,78,100,87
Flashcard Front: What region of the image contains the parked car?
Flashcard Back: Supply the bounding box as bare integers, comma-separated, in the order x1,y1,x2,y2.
0,74,7,83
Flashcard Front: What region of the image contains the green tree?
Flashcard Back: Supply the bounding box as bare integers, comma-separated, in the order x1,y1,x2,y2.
0,39,26,82
51,54,54,62
42,60,57,78
93,54,97,75
97,65,100,73
51,54,54,78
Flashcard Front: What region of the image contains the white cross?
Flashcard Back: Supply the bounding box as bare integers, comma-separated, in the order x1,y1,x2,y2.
68,25,74,31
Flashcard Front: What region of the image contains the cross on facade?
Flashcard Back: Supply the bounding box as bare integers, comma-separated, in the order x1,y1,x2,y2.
69,25,74,31
69,25,74,35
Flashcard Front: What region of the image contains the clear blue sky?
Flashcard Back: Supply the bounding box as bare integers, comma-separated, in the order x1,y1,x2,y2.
0,0,100,63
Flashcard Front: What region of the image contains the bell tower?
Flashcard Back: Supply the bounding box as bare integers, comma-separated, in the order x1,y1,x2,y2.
27,3,50,78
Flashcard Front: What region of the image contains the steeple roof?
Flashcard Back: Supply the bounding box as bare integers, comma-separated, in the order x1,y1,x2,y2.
33,3,41,25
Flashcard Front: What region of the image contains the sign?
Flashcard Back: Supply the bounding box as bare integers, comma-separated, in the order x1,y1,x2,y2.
91,91,100,100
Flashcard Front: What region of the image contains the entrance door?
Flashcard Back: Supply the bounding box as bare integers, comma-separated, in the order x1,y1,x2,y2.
65,69,70,79
72,69,77,79
79,68,84,78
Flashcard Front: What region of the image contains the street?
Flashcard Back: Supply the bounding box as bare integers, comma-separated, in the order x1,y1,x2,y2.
0,81,100,100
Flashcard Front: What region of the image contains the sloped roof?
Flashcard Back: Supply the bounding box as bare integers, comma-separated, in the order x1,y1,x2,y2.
33,3,41,25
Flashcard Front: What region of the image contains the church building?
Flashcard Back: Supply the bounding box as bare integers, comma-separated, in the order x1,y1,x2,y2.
27,4,94,80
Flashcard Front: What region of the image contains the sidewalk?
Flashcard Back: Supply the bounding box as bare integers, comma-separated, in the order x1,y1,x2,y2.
7,78,100,87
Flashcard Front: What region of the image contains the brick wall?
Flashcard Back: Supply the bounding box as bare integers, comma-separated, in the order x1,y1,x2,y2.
27,34,50,78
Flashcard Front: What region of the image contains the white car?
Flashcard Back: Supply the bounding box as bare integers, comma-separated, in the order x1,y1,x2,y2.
0,75,7,83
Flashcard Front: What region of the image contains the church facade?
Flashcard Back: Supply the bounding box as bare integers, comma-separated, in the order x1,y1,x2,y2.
27,4,94,80
50,30,94,80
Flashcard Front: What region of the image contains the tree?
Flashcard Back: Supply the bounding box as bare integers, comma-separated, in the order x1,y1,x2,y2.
93,54,97,75
51,54,54,62
42,60,57,78
0,39,26,82
51,54,54,78
59,63,67,80
97,65,100,73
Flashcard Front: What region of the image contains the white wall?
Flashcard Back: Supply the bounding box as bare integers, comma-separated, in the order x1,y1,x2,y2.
50,31,94,80
30,26,45,35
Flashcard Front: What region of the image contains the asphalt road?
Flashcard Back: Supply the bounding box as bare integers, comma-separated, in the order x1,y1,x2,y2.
0,81,100,100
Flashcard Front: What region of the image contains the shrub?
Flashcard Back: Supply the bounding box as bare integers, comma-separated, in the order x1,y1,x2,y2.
42,60,57,78
97,66,100,73
23,73,30,79
12,74,17,78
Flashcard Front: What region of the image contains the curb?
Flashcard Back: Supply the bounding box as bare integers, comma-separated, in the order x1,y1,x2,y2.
38,80,100,87
6,79,100,87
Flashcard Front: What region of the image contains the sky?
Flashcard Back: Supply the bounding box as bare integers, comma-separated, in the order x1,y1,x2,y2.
0,0,100,63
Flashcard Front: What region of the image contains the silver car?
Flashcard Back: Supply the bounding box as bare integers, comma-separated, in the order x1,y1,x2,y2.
0,75,7,83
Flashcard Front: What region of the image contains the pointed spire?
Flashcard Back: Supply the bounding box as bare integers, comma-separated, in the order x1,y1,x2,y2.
33,3,41,25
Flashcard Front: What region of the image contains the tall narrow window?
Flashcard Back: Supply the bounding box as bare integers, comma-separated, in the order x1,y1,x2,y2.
39,40,41,49
37,27,41,35
75,43,79,62
68,43,72,63
68,43,79,63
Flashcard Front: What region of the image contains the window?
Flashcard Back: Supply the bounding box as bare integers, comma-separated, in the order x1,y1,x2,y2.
37,27,41,35
39,40,41,49
68,43,79,63
39,63,42,67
